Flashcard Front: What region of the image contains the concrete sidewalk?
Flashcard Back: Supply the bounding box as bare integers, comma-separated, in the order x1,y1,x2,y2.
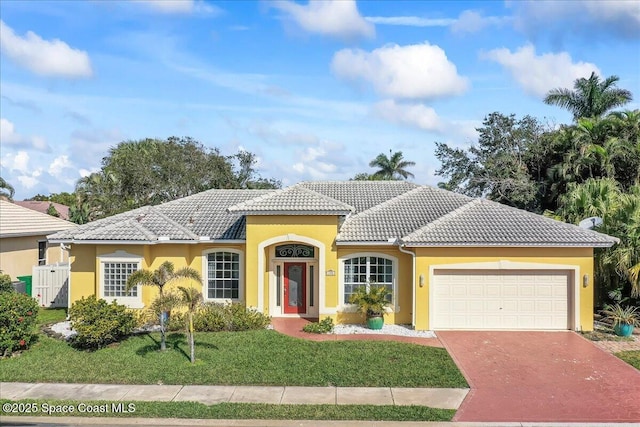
0,382,469,410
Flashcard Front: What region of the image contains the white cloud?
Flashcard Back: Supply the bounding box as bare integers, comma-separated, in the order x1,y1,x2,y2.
451,10,509,34
271,0,374,40
510,0,640,40
0,118,50,151
482,44,600,98
1,151,30,174
48,155,73,178
372,100,443,132
0,20,92,78
331,42,469,100
365,16,454,27
130,0,220,15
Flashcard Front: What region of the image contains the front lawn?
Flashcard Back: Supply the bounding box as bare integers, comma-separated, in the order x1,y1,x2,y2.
616,350,640,370
0,400,455,421
0,330,467,388
37,308,67,326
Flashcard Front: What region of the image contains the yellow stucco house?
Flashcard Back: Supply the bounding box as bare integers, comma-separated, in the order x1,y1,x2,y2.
1,200,74,280
48,181,617,331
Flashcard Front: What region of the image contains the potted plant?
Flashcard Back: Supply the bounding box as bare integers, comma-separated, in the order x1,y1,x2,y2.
349,284,391,330
602,304,639,337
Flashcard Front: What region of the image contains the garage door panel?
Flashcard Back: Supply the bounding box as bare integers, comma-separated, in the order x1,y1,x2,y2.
432,270,570,330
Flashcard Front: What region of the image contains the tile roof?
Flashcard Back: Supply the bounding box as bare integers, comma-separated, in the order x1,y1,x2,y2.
227,184,355,215
401,199,618,247
336,186,472,242
48,189,273,242
47,181,619,248
299,181,419,213
15,201,70,220
0,200,75,238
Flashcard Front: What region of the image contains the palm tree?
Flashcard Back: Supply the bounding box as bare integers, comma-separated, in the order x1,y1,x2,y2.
0,177,15,201
178,285,203,363
126,261,202,351
369,150,416,180
544,72,633,121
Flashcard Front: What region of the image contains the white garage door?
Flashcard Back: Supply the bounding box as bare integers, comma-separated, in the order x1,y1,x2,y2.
431,270,570,330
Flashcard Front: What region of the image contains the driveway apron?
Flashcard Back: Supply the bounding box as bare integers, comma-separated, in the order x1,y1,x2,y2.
438,331,640,422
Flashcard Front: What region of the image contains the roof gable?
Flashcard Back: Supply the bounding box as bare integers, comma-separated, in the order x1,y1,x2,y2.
227,184,355,215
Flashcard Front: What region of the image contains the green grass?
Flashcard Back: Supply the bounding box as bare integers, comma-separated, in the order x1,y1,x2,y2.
37,308,67,326
616,350,640,370
0,399,454,421
0,330,467,388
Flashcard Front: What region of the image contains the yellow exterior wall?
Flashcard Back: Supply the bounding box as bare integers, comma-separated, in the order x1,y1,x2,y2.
0,236,70,280
335,246,413,325
245,215,340,314
413,247,595,331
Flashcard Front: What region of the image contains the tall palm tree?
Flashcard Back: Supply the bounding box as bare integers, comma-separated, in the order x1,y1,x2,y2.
0,177,15,201
544,72,633,121
178,285,203,363
126,261,202,351
369,150,416,180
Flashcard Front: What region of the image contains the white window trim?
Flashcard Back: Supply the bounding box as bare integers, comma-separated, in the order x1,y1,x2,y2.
98,251,144,309
202,248,244,303
338,252,399,313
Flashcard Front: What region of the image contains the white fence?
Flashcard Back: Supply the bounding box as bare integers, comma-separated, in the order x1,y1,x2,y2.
32,263,69,308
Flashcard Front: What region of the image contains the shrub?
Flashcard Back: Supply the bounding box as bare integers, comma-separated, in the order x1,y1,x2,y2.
302,317,334,334
68,296,135,350
166,311,186,331
0,273,14,294
192,303,271,332
0,292,39,357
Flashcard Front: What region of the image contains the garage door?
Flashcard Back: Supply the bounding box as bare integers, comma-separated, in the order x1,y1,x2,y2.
431,270,570,330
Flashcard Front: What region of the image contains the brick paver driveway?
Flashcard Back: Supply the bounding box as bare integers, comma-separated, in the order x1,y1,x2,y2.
438,331,640,423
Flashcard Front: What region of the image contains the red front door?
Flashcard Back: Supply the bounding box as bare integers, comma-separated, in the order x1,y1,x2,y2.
284,262,306,314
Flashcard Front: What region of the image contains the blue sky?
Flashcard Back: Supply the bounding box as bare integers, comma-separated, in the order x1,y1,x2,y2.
1,0,639,200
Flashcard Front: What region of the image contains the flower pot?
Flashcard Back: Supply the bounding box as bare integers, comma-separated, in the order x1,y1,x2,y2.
367,316,384,330
614,323,634,337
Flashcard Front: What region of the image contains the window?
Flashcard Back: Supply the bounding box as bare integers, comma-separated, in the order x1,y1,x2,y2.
103,262,139,297
38,241,47,266
343,256,394,305
206,251,240,299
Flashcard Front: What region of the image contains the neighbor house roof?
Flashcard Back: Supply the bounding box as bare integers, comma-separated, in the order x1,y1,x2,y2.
14,201,70,220
47,181,619,248
0,200,75,238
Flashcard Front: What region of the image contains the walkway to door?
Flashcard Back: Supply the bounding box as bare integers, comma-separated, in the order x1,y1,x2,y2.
438,331,640,423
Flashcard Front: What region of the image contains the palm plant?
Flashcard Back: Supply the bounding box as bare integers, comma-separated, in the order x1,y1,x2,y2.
544,72,633,121
126,261,202,351
369,150,415,180
178,285,203,363
0,177,15,201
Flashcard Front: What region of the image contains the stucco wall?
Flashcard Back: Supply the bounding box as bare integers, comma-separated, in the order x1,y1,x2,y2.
0,236,69,280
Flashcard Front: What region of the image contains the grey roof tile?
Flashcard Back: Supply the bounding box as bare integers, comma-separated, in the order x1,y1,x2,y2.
336,186,473,242
401,199,618,247
227,184,354,214
300,181,419,213
48,189,273,242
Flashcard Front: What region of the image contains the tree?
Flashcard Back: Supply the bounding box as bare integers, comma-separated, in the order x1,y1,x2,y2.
178,285,203,364
46,203,60,217
556,178,640,302
28,192,77,207
126,261,202,351
0,177,15,201
73,137,278,220
351,173,382,181
368,150,415,180
435,113,546,211
544,72,633,121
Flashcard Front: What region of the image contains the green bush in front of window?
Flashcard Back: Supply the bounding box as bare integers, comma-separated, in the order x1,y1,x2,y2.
188,303,271,332
69,296,135,350
0,291,39,357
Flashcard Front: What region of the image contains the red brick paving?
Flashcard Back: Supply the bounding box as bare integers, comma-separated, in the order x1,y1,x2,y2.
438,331,640,423
270,317,444,347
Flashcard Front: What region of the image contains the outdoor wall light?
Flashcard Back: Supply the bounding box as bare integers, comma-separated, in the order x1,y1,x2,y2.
419,274,425,287
583,274,589,288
